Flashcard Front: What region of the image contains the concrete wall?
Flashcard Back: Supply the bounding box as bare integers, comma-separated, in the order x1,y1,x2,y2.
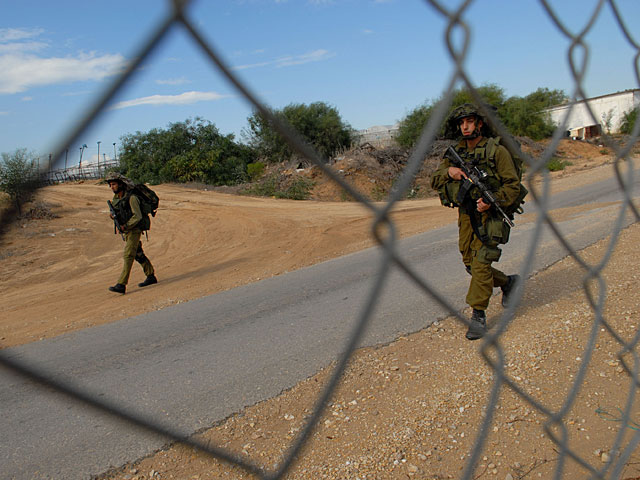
545,89,639,138
355,124,399,147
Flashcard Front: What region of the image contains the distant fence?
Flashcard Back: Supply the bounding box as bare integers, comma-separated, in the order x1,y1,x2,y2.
1,1,639,480
34,160,119,185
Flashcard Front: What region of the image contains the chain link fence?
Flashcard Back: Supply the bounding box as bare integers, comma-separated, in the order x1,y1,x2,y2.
1,0,640,478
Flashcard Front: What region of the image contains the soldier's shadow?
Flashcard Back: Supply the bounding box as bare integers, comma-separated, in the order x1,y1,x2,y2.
129,257,248,293
487,258,600,329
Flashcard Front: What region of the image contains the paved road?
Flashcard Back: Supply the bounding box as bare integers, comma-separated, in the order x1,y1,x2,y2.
1,168,638,479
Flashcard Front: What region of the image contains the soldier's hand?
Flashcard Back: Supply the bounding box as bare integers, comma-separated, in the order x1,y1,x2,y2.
448,166,467,181
477,198,490,212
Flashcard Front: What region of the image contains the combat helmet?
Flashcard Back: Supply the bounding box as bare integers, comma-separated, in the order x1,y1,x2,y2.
105,171,133,187
444,103,495,140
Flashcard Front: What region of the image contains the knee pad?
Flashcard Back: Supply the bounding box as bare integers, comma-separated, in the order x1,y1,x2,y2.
135,250,148,264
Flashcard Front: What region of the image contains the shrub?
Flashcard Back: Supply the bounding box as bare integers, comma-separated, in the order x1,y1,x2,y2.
547,157,572,171
277,177,314,200
247,162,265,181
620,108,638,135
0,148,39,215
240,174,314,200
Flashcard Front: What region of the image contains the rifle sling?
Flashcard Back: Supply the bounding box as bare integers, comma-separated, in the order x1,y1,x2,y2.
461,196,491,246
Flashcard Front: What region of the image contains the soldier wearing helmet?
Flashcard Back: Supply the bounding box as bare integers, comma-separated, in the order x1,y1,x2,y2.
106,172,157,294
430,103,520,340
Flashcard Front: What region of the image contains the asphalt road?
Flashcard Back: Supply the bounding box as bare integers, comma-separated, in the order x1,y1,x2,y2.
1,168,638,479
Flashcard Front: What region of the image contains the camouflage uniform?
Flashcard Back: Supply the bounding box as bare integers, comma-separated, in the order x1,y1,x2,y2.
430,104,520,338
431,137,520,310
106,172,156,293
110,192,155,286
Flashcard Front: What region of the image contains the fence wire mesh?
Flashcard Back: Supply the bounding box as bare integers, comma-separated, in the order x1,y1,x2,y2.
1,0,640,478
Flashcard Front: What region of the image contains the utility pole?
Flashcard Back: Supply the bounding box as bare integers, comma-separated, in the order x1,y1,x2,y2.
113,142,117,162
97,141,101,173
79,144,87,168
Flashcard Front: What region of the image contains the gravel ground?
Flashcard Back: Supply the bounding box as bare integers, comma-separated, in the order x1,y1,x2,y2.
100,219,640,480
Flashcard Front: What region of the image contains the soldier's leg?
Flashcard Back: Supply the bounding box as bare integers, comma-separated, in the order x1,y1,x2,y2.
491,265,508,288
466,250,495,311
134,241,155,277
458,213,473,271
117,230,141,285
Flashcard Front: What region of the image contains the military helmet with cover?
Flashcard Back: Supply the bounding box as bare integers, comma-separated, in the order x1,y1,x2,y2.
105,172,133,187
444,102,495,140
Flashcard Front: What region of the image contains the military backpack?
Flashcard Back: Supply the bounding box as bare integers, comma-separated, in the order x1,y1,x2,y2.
484,136,528,216
119,184,159,231
131,184,159,218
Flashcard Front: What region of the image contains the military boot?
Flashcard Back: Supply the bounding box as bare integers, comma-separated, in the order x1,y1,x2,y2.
465,309,486,340
501,274,520,308
108,283,126,294
138,274,158,288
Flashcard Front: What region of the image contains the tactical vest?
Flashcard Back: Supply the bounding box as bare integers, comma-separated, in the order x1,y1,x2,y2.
440,137,527,217
440,141,501,209
112,192,150,231
439,140,515,248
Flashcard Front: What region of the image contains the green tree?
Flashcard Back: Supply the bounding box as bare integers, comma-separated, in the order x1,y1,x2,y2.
396,84,507,148
118,117,254,185
620,108,638,135
0,148,38,215
396,85,566,147
395,102,435,148
503,88,566,139
450,83,507,114
244,102,353,163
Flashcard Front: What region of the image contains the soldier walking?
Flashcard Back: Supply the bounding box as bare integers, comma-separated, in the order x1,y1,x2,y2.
430,104,522,340
106,172,157,294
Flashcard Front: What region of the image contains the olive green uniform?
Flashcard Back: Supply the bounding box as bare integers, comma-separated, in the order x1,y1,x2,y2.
111,193,154,286
431,137,520,310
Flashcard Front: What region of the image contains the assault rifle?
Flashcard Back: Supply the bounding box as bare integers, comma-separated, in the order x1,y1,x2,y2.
107,200,125,240
445,146,514,227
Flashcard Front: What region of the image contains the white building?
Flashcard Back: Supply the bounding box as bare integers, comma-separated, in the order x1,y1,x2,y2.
356,124,399,146
545,89,640,139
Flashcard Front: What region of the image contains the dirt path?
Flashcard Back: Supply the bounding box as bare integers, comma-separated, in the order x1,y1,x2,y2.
2,147,640,479
0,183,455,348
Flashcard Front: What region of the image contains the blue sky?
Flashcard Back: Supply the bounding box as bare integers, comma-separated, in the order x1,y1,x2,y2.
1,0,639,168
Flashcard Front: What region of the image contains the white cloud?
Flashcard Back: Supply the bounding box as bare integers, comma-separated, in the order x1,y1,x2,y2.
276,49,335,67
233,49,334,70
21,96,33,101
0,51,127,94
233,60,271,71
0,41,48,54
0,27,126,94
156,77,190,86
0,27,44,42
0,110,9,116
110,91,228,110
61,89,93,97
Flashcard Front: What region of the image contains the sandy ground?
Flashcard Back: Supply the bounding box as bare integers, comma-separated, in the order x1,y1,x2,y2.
2,142,640,479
